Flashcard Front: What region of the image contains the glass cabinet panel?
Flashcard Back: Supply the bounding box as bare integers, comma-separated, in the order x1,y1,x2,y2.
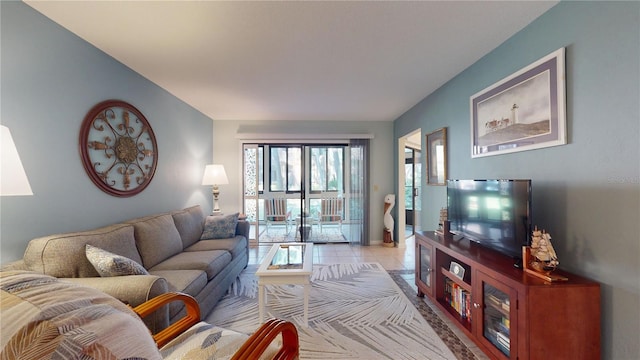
483,282,511,357
416,240,433,297
420,244,432,287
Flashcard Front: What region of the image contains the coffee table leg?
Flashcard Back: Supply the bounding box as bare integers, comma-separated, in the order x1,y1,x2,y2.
303,283,309,327
258,284,264,323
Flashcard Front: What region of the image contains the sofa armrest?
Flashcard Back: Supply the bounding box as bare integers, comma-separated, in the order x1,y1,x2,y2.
0,260,28,271
62,275,169,333
235,219,250,240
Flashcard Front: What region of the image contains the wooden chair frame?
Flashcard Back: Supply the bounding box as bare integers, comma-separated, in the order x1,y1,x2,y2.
133,292,299,360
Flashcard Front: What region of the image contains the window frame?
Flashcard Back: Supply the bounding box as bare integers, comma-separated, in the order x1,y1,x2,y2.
309,145,345,194
269,145,302,193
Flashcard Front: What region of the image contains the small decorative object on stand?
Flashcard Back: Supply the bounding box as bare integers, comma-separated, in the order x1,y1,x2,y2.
382,194,395,247
436,207,449,235
522,226,568,281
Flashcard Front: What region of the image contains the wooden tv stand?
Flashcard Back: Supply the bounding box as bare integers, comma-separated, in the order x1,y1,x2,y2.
415,231,600,360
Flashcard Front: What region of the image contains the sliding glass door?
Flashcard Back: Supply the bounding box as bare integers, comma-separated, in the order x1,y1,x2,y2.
242,141,369,245
269,145,307,241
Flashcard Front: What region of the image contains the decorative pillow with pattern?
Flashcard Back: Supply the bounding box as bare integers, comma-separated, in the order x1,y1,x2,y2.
86,244,149,277
200,213,239,240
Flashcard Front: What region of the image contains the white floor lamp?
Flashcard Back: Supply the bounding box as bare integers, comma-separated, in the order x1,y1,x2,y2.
202,164,228,215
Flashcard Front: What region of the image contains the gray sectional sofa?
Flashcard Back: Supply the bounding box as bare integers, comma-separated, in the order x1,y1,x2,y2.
2,205,248,333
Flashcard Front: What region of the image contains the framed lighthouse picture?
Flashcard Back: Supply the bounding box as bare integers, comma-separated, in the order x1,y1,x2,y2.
470,48,566,158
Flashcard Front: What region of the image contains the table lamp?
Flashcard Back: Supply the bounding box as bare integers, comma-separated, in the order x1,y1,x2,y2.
1,125,33,196
202,164,228,215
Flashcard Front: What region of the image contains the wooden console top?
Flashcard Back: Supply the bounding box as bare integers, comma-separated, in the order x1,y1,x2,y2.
418,231,597,287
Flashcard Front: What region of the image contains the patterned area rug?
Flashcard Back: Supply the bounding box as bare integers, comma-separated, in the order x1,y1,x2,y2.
259,225,347,244
206,263,459,359
388,270,480,360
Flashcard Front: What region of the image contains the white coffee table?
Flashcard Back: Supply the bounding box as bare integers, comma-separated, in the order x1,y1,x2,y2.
256,242,314,327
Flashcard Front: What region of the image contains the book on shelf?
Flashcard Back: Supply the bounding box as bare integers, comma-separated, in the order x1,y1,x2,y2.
497,331,510,348
444,278,472,321
497,321,510,336
487,294,501,307
487,293,510,312
502,299,510,312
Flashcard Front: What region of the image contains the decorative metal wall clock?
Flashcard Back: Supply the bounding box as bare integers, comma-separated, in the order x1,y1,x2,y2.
79,100,158,197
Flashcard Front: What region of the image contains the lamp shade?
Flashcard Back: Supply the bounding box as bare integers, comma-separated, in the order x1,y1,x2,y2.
1,125,33,196
202,164,229,186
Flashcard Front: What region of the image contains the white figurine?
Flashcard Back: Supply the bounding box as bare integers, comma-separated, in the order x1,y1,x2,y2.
383,194,395,244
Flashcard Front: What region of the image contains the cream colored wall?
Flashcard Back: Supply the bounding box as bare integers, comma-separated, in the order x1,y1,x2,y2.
212,120,394,245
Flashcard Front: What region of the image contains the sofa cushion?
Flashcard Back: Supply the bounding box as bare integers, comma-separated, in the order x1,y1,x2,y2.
149,269,208,319
86,244,149,277
127,213,183,269
201,213,239,240
22,224,141,278
172,205,205,249
185,235,248,260
0,270,161,359
149,250,232,280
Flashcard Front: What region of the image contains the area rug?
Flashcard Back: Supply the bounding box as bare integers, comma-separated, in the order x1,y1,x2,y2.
259,225,347,244
387,270,480,360
206,263,457,359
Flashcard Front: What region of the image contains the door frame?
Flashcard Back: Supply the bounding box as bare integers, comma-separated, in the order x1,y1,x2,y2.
404,146,421,236
397,128,422,249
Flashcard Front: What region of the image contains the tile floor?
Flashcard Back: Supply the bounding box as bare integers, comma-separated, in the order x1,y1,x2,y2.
248,237,415,270
248,236,490,360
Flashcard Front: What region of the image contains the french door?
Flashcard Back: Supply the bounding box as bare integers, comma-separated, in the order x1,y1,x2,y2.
242,141,369,245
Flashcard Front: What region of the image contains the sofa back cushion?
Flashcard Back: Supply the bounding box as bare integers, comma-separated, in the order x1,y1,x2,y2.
22,223,142,278
1,270,161,359
127,213,183,268
172,205,205,249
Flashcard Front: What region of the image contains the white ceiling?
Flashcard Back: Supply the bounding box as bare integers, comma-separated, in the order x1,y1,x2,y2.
25,1,557,122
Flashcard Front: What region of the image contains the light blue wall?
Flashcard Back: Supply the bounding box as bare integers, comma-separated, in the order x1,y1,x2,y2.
0,2,214,263
394,2,639,359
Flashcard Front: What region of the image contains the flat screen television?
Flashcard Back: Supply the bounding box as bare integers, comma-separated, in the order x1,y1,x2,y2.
447,179,532,260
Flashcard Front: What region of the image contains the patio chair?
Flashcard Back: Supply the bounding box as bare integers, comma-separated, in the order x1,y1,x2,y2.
265,197,291,235
319,196,343,233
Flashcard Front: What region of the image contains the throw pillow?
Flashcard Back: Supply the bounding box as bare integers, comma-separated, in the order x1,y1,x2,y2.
86,244,149,277
200,213,239,240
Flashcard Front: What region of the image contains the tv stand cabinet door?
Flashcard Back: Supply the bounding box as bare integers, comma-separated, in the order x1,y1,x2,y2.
475,270,519,360
415,235,434,298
